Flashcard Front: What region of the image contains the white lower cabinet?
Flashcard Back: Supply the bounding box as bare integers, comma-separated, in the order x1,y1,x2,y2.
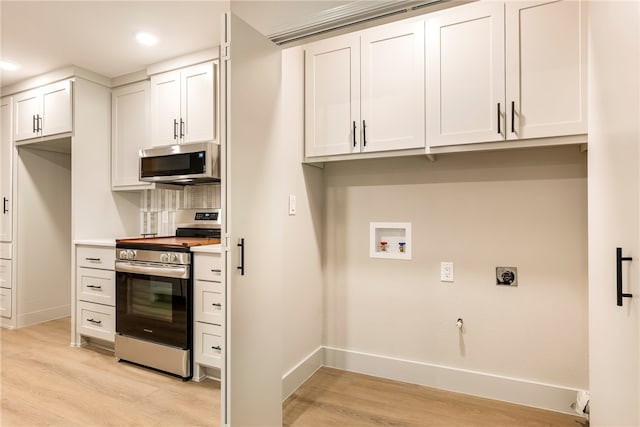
75,243,116,344
0,288,12,318
0,257,11,319
77,300,115,342
193,251,224,380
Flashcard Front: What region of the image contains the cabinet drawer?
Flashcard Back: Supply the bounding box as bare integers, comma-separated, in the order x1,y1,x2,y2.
0,259,11,289
0,287,11,318
77,301,115,343
194,322,223,368
77,267,115,306
0,243,11,259
77,246,115,270
194,253,222,282
195,279,223,325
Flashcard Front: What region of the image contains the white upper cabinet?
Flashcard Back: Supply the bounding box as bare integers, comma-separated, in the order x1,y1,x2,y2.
13,80,73,142
1,98,12,242
427,0,586,147
505,0,586,140
111,81,153,190
150,61,216,146
304,34,360,157
305,20,425,158
426,2,505,146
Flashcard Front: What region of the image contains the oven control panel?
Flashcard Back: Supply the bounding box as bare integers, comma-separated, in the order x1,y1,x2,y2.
116,249,191,265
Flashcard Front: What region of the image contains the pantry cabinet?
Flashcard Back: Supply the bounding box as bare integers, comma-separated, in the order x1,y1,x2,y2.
111,81,154,190
13,80,73,142
304,19,424,158
1,97,12,242
150,61,217,146
426,0,587,147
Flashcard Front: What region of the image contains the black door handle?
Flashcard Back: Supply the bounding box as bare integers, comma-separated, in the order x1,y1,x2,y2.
497,103,501,134
352,121,356,148
2,197,7,214
511,101,515,134
237,238,245,276
362,120,367,147
616,247,633,306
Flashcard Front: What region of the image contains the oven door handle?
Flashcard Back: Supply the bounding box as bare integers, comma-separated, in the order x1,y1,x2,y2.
115,261,190,279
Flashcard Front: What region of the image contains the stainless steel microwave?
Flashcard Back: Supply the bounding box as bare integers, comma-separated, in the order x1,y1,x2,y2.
139,141,220,185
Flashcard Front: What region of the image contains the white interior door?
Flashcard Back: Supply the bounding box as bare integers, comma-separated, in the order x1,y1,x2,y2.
361,19,424,152
223,13,283,426
1,98,12,242
426,1,505,147
588,2,640,425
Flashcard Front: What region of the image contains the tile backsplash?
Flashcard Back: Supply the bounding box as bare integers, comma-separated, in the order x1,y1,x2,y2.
140,185,221,236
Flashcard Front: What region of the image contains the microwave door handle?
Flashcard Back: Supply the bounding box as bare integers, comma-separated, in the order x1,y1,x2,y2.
115,261,189,280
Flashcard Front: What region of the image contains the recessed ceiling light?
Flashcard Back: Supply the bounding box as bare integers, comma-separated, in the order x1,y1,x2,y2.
0,61,19,71
136,32,158,46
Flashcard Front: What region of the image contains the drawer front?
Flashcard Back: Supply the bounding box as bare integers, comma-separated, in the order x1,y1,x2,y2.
0,243,11,259
77,301,115,342
0,259,11,289
76,246,115,270
194,322,223,368
77,267,115,306
194,253,222,282
195,280,223,325
0,287,12,318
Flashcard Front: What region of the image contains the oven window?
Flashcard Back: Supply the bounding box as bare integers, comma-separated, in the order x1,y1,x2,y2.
116,271,190,349
130,279,175,323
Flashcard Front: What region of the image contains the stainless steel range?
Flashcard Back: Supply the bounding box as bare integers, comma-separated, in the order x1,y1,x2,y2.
114,209,221,379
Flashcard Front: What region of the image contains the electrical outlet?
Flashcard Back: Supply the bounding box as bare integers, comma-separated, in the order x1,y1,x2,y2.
441,262,454,282
288,194,296,216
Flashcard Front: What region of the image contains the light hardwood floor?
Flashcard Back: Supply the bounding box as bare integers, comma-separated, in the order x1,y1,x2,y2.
2,318,586,426
1,317,220,426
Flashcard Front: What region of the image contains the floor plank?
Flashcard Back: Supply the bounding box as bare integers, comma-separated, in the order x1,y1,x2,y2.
1,318,220,427
283,367,588,427
2,319,588,426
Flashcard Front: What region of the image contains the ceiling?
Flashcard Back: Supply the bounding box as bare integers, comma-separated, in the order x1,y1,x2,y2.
0,0,448,89
0,1,357,88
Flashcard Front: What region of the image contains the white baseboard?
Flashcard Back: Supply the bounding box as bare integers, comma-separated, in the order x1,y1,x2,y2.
17,304,70,328
323,346,581,415
282,346,323,401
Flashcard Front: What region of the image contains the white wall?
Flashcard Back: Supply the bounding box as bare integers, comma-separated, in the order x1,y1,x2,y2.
16,147,71,326
280,46,324,395
323,146,588,397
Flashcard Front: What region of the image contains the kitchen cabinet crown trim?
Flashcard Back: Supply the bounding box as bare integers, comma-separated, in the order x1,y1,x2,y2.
1,66,110,97
146,47,219,77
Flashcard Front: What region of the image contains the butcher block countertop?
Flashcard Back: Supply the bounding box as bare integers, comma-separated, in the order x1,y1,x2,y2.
116,236,221,248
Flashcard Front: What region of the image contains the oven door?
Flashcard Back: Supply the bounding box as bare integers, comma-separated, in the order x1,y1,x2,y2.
115,261,191,349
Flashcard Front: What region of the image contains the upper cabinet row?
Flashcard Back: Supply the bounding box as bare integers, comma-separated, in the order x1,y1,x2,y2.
304,0,587,160
13,80,73,143
111,60,218,190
